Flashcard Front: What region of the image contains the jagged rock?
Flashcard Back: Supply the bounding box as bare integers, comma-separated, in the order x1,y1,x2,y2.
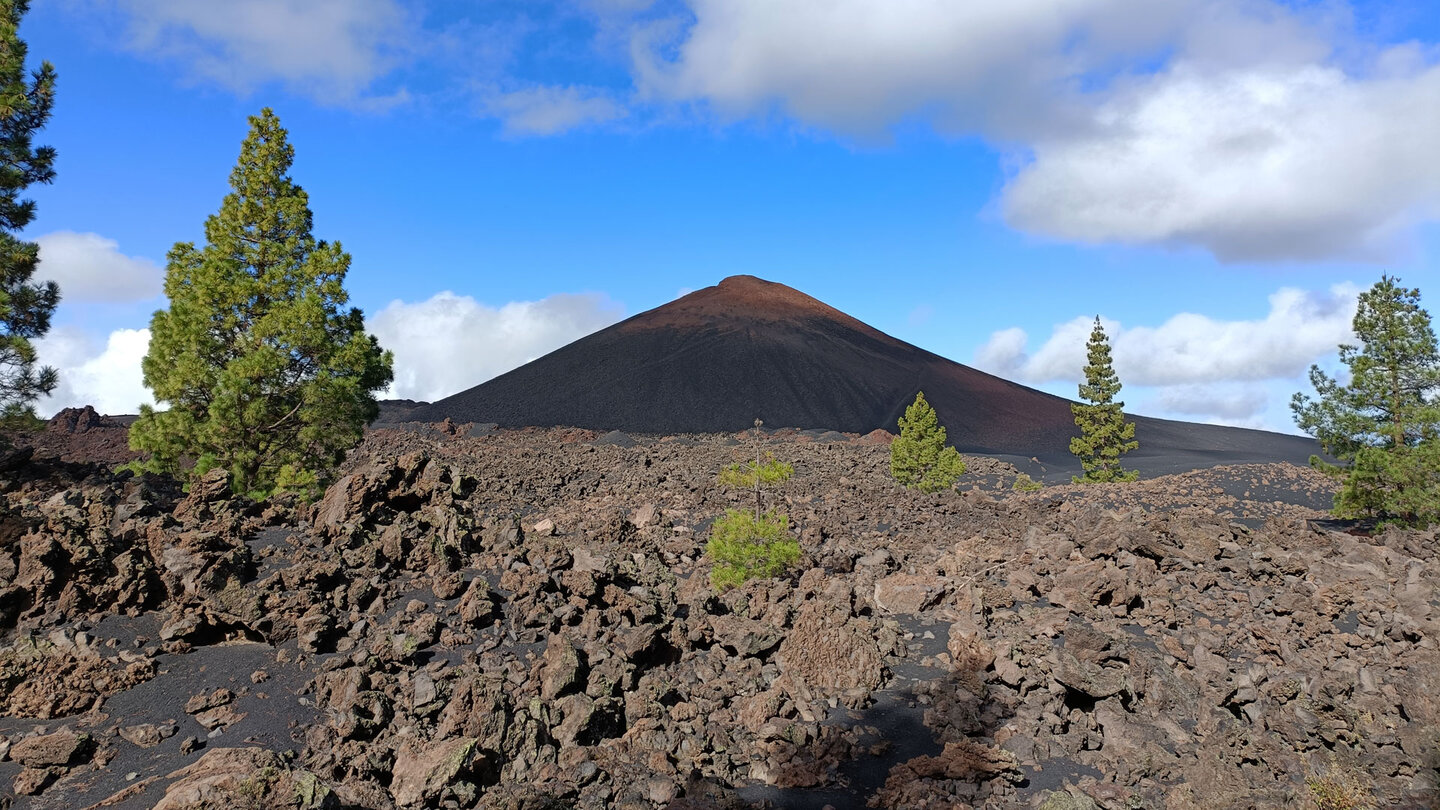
314,473,372,536
457,577,498,627
711,614,782,658
119,723,176,748
538,636,585,700
1055,650,1128,699
8,420,1438,809
389,737,478,808
948,628,996,677
12,766,55,795
873,573,946,614
149,748,335,810
184,688,234,715
777,601,885,692
8,730,92,768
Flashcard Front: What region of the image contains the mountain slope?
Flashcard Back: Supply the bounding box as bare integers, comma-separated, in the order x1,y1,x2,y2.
409,275,1319,470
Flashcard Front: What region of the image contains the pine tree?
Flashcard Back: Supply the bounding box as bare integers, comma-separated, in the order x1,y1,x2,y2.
0,0,58,422
1070,317,1138,483
707,419,799,590
128,109,393,498
890,391,965,492
1292,275,1440,525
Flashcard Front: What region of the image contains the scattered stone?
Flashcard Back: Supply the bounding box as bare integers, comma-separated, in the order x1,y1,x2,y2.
119,723,177,748
9,730,93,768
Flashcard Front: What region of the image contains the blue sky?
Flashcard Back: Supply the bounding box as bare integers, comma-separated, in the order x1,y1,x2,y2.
22,0,1440,433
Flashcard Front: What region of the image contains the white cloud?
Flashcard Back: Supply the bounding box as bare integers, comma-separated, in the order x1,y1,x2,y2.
634,0,1440,261
975,283,1359,386
367,291,625,402
103,0,415,105
1002,60,1440,261
34,327,153,417
480,84,628,136
25,289,624,416
633,0,1192,138
1153,382,1269,421
35,231,163,303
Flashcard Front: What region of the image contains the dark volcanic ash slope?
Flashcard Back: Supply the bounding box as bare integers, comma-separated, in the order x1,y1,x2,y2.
411,275,1319,469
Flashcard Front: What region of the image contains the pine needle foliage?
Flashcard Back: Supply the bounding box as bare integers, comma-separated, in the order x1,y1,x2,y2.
128,109,393,500
1070,317,1139,483
707,509,800,591
0,0,58,423
1292,275,1440,526
719,453,794,519
707,419,798,590
890,391,965,492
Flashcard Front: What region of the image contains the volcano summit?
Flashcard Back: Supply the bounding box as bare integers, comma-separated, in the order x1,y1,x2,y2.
410,275,1317,472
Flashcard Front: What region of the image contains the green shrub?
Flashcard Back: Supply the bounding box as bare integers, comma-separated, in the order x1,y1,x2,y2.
706,509,800,590
1012,473,1043,492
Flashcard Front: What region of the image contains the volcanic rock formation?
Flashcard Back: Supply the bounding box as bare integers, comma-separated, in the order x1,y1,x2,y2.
411,275,1318,472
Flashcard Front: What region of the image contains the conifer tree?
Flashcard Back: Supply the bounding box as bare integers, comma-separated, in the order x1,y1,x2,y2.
1070,317,1138,483
0,0,58,422
1292,275,1440,525
890,391,965,492
707,419,799,590
129,109,393,498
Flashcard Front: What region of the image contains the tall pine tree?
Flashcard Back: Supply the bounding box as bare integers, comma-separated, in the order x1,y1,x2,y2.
129,109,393,498
0,0,57,422
1070,317,1138,483
1292,275,1440,525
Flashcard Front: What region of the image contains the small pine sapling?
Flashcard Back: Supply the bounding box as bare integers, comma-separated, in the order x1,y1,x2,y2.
707,419,800,590
1012,473,1043,492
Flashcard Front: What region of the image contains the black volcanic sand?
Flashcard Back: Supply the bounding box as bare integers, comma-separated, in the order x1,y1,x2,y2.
409,275,1324,470
0,641,319,810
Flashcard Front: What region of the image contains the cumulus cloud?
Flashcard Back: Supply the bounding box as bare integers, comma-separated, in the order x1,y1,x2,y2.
1002,60,1440,261
100,0,416,105
974,283,1359,386
25,288,623,417
632,0,1190,137
368,291,625,402
33,327,154,417
634,0,1440,260
35,231,163,303
480,84,628,136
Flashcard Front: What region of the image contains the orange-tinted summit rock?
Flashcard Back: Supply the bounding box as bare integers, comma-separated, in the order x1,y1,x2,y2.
409,275,1318,469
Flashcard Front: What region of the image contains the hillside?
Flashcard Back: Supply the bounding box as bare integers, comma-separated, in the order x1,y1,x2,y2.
409,275,1319,474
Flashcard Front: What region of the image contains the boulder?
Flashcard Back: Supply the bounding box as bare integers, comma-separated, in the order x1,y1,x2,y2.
538,635,586,701
151,748,334,810
389,737,478,808
8,730,92,768
777,601,885,692
873,573,946,614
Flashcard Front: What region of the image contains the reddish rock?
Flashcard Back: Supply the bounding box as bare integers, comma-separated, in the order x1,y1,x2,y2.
872,573,946,614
